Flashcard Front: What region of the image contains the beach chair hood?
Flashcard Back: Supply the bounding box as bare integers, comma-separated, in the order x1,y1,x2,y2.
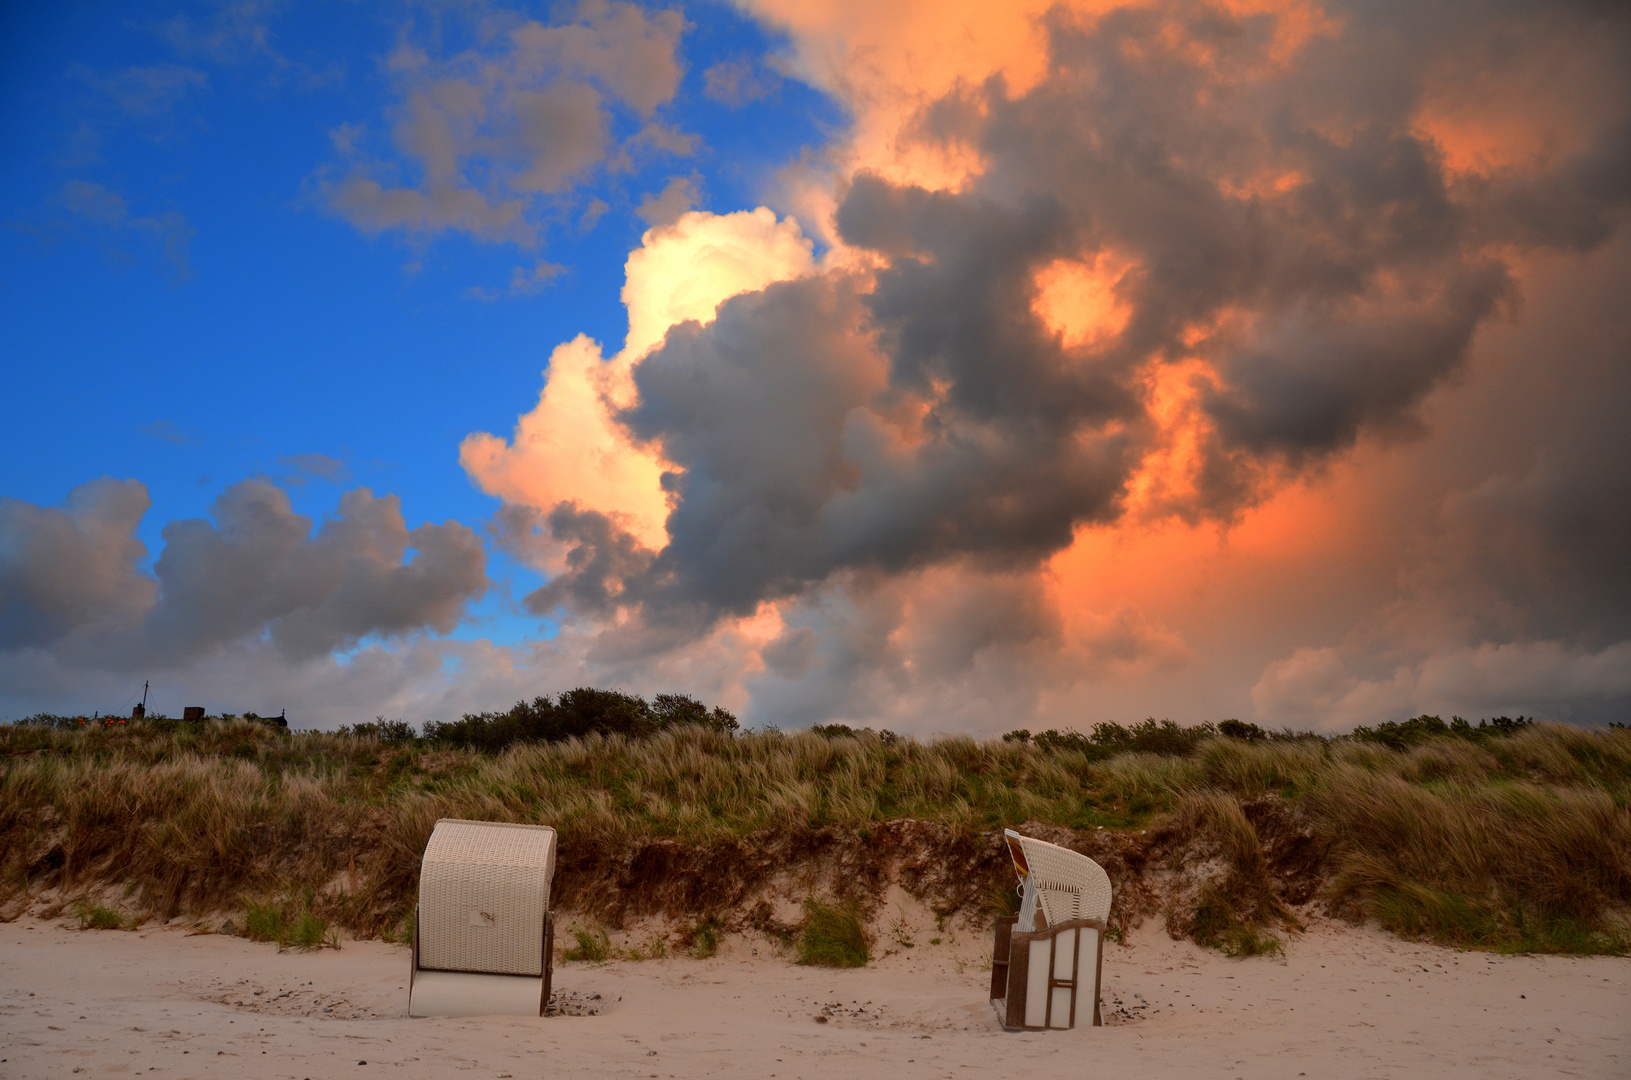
1003,829,1112,930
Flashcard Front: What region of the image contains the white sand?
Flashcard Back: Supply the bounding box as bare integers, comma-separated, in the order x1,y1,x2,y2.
1,914,1625,1079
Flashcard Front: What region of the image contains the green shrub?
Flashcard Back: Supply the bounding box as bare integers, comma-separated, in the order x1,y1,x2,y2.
242,893,335,950
1351,714,1534,750
423,689,738,752
563,926,610,963
687,917,723,959
1188,884,1283,957
75,902,124,930
290,910,334,950
243,901,286,944
797,898,868,968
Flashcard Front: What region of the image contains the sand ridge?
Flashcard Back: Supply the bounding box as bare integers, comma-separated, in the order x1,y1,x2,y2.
1,914,1625,1078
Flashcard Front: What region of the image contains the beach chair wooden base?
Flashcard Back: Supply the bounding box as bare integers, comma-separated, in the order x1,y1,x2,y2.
989,915,1104,1031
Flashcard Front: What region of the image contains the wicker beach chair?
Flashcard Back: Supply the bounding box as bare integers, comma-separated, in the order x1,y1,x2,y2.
1004,829,1112,931
990,829,1112,1030
408,819,557,1018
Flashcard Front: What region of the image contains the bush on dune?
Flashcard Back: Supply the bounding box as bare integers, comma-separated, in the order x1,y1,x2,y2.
421,689,739,753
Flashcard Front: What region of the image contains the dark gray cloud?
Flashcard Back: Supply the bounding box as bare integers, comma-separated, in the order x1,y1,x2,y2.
1397,227,1631,651
531,0,1628,652
495,502,654,619
0,479,488,669
144,481,488,662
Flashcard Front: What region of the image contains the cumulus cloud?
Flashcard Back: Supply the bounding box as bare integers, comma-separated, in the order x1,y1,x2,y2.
456,0,1631,731
318,1,689,247
0,479,487,672
0,479,155,650
527,0,1624,630
461,206,817,553
1240,210,1631,730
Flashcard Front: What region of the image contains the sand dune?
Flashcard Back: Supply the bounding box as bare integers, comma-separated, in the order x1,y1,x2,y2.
1,914,1625,1079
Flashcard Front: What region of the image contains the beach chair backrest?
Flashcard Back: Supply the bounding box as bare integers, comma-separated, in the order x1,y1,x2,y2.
1004,829,1112,928
418,819,556,977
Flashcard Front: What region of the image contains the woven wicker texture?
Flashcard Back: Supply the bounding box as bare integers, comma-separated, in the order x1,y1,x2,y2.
1005,829,1112,926
418,820,556,977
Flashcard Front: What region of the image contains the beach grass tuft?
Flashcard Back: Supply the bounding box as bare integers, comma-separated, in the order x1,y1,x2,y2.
563,925,611,963
797,897,869,967
75,901,125,930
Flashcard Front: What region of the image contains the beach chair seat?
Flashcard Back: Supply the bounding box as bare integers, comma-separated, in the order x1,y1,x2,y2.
990,829,1111,1030
408,819,557,1018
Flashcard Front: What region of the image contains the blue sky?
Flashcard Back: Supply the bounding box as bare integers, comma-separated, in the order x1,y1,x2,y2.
1,0,841,646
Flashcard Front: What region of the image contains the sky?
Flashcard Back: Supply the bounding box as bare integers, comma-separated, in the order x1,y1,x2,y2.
2,0,1628,733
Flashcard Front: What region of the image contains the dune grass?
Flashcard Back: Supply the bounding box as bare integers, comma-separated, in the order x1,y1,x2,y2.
74,901,126,930
0,718,1626,956
563,926,611,963
241,889,336,950
797,898,870,967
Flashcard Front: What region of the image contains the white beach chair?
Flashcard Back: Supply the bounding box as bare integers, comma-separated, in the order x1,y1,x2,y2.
408,819,557,1018
990,829,1112,1030
1005,829,1113,931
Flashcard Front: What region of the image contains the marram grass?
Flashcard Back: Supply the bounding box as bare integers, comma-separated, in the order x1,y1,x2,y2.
0,719,1627,956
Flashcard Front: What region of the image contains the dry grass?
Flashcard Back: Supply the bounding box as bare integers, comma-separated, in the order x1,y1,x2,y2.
0,719,1627,955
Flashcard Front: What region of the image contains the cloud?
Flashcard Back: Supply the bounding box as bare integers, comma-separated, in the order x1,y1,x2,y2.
0,479,156,650
160,0,343,88
13,1,1628,735
1253,640,1631,730
636,175,700,226
278,453,348,484
144,482,488,662
448,0,1631,732
70,63,208,117
317,1,688,247
460,206,817,552
60,180,194,281
0,479,488,670
617,0,1626,613
702,58,780,107
744,566,1192,732
140,420,202,446
464,261,567,301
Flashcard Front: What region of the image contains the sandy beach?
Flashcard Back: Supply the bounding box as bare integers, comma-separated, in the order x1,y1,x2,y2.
2,912,1625,1080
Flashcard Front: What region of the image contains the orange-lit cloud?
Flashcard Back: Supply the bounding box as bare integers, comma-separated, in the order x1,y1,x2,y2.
460,0,1631,732
461,207,816,553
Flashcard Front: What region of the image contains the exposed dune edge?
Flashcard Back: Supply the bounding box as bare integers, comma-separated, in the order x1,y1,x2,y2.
3,910,1626,1080
542,803,1323,947
9,801,1626,962
3,804,1327,952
